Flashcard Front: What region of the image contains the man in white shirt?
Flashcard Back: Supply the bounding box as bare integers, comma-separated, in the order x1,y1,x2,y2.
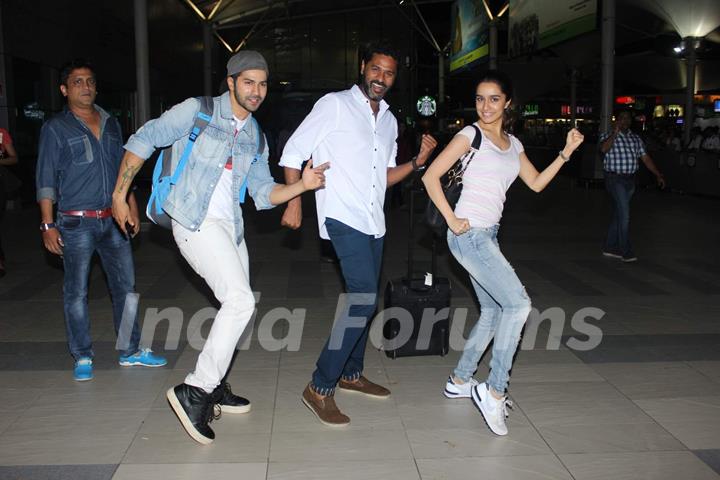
280,42,437,426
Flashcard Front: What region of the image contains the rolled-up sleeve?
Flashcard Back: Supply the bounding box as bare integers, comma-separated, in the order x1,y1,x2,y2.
279,94,338,170
247,137,278,210
36,122,60,202
389,134,398,168
124,97,199,159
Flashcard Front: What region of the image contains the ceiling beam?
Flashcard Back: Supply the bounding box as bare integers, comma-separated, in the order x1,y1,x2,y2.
215,0,454,30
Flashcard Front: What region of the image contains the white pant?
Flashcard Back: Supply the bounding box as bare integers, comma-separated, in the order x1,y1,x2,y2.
172,219,256,393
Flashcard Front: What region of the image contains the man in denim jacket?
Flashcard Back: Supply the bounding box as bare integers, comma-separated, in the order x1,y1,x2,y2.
111,51,327,444
36,59,167,383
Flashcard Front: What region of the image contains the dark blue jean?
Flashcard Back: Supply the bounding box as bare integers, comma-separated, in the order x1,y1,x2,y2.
604,171,636,258
58,213,140,360
311,218,384,395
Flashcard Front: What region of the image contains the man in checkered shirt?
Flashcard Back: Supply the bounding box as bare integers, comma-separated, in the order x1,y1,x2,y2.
599,110,665,262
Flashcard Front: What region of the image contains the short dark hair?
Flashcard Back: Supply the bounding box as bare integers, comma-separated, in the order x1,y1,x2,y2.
59,59,95,86
615,109,632,118
361,41,400,65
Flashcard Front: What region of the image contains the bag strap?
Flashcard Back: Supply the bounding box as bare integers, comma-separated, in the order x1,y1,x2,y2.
453,124,483,180
168,96,214,186
469,124,482,150
238,116,264,204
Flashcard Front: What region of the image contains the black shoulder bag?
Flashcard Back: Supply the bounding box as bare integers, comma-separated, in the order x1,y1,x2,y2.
425,124,482,236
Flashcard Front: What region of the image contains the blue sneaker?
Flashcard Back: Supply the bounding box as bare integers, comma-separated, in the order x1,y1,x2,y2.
74,357,93,381
119,348,167,367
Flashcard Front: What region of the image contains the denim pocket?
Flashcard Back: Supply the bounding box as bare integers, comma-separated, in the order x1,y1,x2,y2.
68,135,94,165
105,132,122,156
59,215,83,230
194,130,225,159
466,227,499,263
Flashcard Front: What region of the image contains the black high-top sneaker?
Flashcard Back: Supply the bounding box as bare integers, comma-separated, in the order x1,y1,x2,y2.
167,384,219,444
212,382,251,414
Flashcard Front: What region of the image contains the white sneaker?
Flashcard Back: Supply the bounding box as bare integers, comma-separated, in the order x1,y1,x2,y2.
471,382,513,436
443,376,479,399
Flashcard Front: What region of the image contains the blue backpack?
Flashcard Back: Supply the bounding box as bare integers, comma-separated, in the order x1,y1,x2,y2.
146,96,265,229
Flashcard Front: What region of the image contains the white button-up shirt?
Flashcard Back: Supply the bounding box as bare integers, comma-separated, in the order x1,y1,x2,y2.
280,84,398,240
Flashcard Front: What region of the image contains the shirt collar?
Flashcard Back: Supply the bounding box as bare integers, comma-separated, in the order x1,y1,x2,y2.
63,104,110,120
351,84,390,115
220,92,254,131
219,92,233,119
63,104,110,130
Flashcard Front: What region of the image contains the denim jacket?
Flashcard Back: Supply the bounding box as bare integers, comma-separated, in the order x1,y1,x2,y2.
124,92,277,244
36,105,124,211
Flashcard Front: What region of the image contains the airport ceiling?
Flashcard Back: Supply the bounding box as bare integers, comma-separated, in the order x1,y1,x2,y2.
5,0,719,99
139,0,720,69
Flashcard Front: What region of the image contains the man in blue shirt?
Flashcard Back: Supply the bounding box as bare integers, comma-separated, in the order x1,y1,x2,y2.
36,60,166,382
111,51,327,445
599,110,665,262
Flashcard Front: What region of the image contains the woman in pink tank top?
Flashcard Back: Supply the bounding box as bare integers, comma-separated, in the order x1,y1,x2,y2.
422,71,584,436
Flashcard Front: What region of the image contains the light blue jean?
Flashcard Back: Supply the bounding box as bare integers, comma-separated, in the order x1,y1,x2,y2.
447,225,531,394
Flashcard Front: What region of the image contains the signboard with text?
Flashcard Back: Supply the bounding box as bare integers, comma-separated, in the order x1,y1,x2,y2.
449,0,490,72
509,0,597,57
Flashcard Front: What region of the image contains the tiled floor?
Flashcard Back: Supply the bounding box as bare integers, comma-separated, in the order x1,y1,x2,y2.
0,180,719,479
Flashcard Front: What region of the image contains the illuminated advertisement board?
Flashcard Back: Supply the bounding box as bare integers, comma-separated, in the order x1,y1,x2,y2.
450,0,490,72
509,0,597,57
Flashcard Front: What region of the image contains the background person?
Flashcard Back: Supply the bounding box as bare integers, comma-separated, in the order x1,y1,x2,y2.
599,110,665,262
0,127,19,277
36,59,166,382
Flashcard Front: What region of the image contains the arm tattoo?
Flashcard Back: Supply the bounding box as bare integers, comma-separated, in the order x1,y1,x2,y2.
117,164,140,194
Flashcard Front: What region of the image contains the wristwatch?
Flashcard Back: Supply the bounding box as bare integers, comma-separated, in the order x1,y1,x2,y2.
39,222,57,232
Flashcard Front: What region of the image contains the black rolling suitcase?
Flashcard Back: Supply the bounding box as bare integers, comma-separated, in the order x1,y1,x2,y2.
383,189,451,358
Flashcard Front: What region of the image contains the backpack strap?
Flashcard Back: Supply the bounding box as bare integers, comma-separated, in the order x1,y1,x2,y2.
238,116,264,204
168,96,214,186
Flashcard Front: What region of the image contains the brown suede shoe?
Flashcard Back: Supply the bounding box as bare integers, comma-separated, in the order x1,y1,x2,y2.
301,384,350,427
338,375,391,398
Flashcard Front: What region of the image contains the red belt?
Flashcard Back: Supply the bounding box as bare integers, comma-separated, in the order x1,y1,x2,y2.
60,208,113,219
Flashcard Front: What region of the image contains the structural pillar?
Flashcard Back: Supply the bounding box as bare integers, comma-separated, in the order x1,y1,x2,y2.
600,0,615,134
438,51,445,118
683,37,697,145
489,20,498,70
134,0,151,127
203,21,213,97
0,1,10,131
570,68,578,125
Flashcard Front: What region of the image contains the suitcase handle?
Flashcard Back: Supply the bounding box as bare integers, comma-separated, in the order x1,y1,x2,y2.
407,188,437,283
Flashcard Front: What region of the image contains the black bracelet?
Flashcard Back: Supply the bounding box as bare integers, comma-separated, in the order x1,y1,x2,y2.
411,156,419,171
